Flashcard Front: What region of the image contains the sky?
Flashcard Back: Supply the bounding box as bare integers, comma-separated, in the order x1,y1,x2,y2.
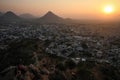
0,0,120,19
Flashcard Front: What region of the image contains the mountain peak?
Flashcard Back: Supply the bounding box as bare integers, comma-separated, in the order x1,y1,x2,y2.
46,11,54,14
0,11,21,23
3,11,20,19
6,11,13,13
43,11,59,18
5,11,16,16
39,11,63,23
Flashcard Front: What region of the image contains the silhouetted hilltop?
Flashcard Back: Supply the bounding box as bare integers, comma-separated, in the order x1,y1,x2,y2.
0,11,21,23
3,11,19,19
38,11,64,23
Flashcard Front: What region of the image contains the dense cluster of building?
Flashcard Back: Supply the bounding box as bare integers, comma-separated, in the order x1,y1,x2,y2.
0,23,120,67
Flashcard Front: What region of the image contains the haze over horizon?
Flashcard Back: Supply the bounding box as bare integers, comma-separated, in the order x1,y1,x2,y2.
0,0,120,20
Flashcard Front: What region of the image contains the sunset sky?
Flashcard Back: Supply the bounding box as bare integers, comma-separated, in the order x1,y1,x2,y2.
0,0,120,19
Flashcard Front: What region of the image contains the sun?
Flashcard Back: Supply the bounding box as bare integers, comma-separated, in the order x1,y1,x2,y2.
104,5,113,14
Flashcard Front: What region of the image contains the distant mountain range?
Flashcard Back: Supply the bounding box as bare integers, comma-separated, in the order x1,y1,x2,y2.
0,11,119,24
0,11,65,23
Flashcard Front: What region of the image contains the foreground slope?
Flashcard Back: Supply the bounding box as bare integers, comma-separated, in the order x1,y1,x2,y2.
0,39,120,80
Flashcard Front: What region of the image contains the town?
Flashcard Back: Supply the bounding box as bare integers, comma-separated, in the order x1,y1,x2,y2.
0,23,120,68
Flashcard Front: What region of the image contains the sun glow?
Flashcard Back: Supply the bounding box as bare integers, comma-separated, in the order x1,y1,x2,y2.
104,5,114,14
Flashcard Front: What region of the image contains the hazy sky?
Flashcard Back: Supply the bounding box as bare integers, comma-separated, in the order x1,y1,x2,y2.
0,0,120,19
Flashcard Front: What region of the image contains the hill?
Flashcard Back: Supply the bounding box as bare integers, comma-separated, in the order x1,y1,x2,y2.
0,11,21,23
38,11,64,23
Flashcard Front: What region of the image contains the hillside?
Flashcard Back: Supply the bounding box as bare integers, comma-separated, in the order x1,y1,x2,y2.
0,39,120,80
